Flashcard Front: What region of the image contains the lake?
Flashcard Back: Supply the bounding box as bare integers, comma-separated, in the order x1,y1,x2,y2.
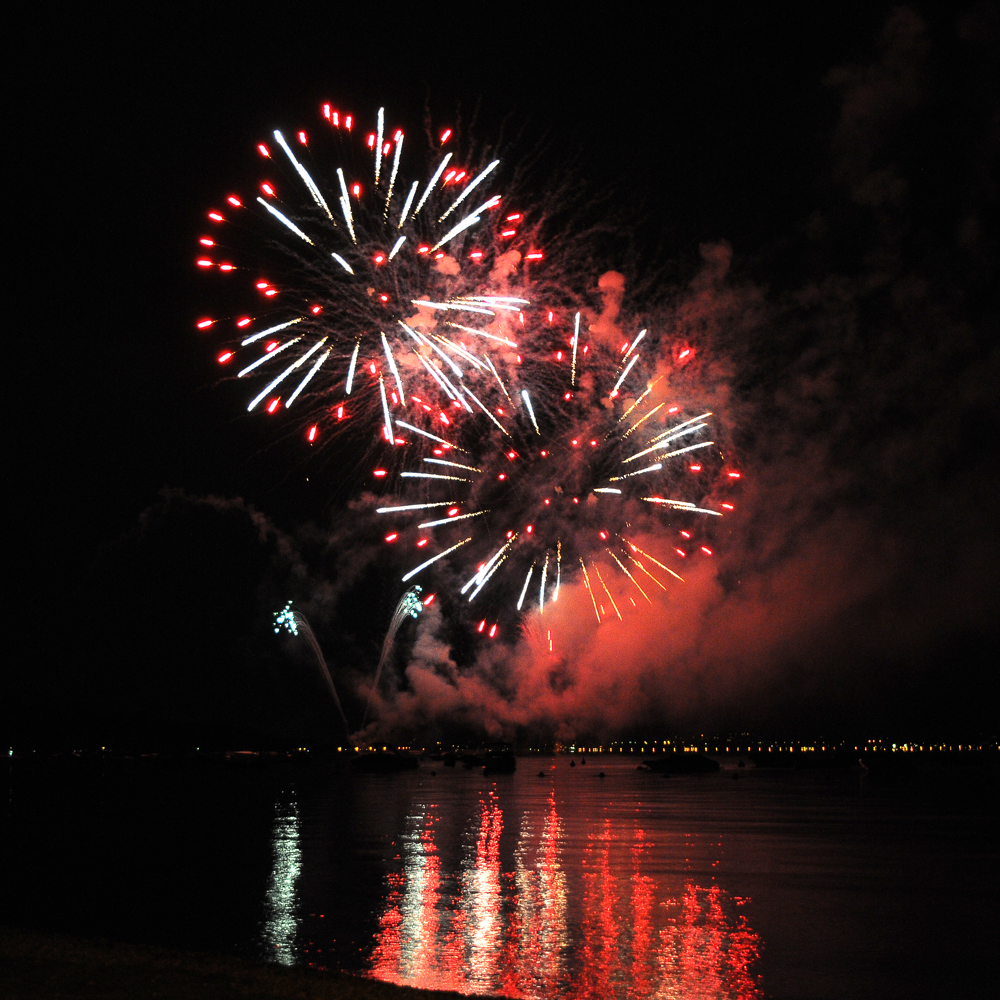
2,753,995,998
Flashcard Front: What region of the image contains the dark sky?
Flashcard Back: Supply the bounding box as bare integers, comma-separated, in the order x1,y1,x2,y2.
13,4,998,747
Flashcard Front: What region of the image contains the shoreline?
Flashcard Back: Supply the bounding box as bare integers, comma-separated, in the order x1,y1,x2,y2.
1,926,504,1000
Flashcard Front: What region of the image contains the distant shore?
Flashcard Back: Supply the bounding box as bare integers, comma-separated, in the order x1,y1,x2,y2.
1,926,502,1000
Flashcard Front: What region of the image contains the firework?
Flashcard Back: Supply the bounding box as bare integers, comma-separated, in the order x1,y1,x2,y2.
202,104,742,656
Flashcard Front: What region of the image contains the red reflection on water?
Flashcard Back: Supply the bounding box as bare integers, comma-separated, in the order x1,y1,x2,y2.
369,792,761,999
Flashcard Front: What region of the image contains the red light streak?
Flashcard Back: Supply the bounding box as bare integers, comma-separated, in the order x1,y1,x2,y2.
367,133,376,148
439,413,450,425
237,317,251,327
199,238,214,246
336,406,344,419
447,508,459,517
208,212,224,222
266,398,280,413
590,440,597,447
298,131,307,144
257,143,270,157
540,451,548,457
679,530,691,539
217,352,233,364
344,115,352,129
219,263,234,272
311,305,322,315
307,425,317,442
265,342,278,352
444,169,456,183
498,473,506,480
379,293,389,302
322,104,331,119
573,497,579,503
434,252,445,259
477,620,485,633
689,464,702,472
196,318,214,329
556,351,563,361
226,196,242,207
454,171,466,181
599,531,608,540
393,130,403,142
500,229,516,238
469,251,484,259
506,214,521,221
544,499,550,505
352,183,361,197
564,392,572,400
385,533,398,542
728,471,741,478
571,440,579,447
373,469,387,477
667,405,680,414
196,259,213,268
422,593,435,605
373,253,385,264
488,624,497,638
440,129,452,144
526,525,533,533
261,182,275,197
255,280,269,289
383,142,391,155
678,348,691,360
721,502,734,510
369,362,377,374
264,288,277,297
506,531,513,538
701,546,713,556
675,548,686,557
331,111,339,126
417,539,428,548
417,245,430,254
526,251,543,260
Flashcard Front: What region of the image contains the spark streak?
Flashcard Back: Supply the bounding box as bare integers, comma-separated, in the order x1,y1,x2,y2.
241,317,302,346
256,198,314,245
380,332,405,401
418,510,488,528
238,336,302,377
594,565,622,620
374,108,384,185
579,559,601,622
608,550,651,603
438,159,499,221
608,462,662,481
285,348,331,407
463,385,510,435
445,323,518,348
400,472,471,482
570,312,580,386
377,502,455,513
423,458,481,472
397,180,418,228
394,420,462,450
622,402,664,439
378,376,395,444
388,236,406,260
521,389,540,434
345,341,360,393
625,540,686,581
610,351,640,397
336,168,357,242
331,252,354,274
401,536,471,582
640,497,721,516
273,130,333,219
248,337,327,410
413,153,452,218
384,133,402,217
623,435,712,465
554,541,561,601
517,563,536,611
539,552,549,613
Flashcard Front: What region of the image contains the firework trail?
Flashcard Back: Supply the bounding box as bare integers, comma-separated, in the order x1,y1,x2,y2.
201,104,742,677
364,586,428,725
275,602,350,733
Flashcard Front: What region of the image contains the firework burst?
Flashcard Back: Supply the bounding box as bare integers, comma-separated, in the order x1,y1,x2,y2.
198,104,742,656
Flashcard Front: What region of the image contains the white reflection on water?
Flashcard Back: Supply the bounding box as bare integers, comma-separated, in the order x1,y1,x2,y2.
259,797,301,965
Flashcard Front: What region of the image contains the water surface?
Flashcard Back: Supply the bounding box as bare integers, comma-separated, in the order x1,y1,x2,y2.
3,754,995,998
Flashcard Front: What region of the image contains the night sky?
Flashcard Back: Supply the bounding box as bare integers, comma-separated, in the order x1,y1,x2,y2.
12,5,998,748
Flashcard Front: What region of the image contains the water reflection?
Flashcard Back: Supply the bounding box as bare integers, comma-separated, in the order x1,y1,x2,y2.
259,797,301,965
368,788,760,999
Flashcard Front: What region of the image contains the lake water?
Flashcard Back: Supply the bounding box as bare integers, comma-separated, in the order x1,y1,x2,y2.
2,754,995,998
